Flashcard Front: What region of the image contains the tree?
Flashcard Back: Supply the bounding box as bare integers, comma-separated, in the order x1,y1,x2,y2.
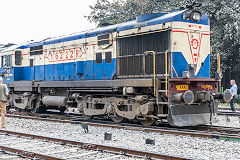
86,0,190,26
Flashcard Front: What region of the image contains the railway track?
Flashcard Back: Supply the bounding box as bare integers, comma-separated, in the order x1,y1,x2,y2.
0,131,134,160
218,111,240,116
0,149,24,160
218,107,240,116
6,111,240,142
0,129,187,160
218,107,240,111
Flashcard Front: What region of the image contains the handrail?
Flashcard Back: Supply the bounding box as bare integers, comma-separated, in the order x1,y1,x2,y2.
172,66,179,78
217,53,221,92
144,51,156,96
165,50,168,96
144,50,169,96
170,50,173,78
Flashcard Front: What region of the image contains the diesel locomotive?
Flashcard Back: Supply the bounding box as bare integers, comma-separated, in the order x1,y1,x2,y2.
0,5,230,126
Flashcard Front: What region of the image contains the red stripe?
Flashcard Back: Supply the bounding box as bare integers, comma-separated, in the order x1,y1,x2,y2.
85,43,97,46
172,30,188,33
48,58,76,63
11,53,29,55
196,34,209,65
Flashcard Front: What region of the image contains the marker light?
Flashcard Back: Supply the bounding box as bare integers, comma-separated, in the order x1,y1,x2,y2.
190,11,201,22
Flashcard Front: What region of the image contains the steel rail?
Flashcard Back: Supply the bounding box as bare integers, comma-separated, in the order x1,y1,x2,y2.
7,112,240,142
218,107,240,111
218,111,240,116
0,129,189,160
0,145,64,160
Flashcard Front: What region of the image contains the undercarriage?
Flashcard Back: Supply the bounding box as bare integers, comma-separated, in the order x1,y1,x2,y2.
7,78,230,127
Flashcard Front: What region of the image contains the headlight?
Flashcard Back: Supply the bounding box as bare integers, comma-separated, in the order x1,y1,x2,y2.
182,71,191,78
183,90,194,104
190,11,201,22
215,72,223,79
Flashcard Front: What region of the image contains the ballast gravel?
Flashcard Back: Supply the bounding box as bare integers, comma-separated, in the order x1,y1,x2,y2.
2,116,240,160
215,115,240,128
0,133,138,160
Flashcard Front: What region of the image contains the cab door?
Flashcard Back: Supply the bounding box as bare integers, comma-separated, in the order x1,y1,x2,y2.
94,52,104,80
30,45,44,80
30,58,35,80
13,50,22,80
104,51,115,79
1,53,14,82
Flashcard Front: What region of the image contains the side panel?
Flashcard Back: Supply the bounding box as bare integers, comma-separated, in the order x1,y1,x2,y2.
104,58,116,80
44,64,53,81
15,67,32,81
1,68,14,82
63,62,75,80
35,65,45,80
84,60,94,80
13,59,116,81
54,63,63,80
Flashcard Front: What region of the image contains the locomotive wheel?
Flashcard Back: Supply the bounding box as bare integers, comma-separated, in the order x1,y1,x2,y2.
39,107,47,113
14,107,22,112
31,105,39,113
83,113,93,120
110,115,125,123
140,118,155,126
59,107,66,114
36,99,47,113
77,100,93,120
30,99,39,113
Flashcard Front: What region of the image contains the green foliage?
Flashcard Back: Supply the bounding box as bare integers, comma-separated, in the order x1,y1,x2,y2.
86,0,189,26
87,0,240,89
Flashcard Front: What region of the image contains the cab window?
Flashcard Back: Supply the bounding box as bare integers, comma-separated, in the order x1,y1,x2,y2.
96,52,102,63
15,51,22,65
1,55,12,68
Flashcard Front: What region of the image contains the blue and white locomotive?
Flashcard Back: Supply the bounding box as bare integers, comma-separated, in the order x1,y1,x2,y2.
0,5,229,126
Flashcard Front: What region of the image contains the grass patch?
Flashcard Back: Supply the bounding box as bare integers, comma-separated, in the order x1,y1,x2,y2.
219,103,240,108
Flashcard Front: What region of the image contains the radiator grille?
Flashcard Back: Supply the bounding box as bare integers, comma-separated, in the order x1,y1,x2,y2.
117,31,170,78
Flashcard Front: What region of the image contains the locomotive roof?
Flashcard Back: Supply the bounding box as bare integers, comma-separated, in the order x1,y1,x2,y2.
12,9,210,50
0,44,25,53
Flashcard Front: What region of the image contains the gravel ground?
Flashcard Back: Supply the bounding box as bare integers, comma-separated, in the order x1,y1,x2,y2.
0,152,24,160
2,116,240,160
215,115,240,127
0,133,139,160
